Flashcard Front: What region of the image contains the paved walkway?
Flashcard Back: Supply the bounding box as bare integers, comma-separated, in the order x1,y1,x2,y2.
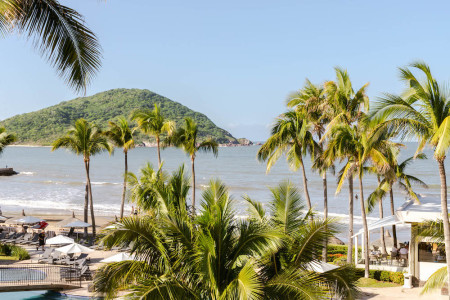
360,286,448,299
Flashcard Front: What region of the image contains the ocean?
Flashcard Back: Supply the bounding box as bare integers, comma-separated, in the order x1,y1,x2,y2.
0,143,445,242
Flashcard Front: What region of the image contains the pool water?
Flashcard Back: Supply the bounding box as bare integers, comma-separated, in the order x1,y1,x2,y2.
0,290,93,299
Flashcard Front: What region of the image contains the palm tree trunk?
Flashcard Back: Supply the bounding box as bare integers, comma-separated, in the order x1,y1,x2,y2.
191,155,196,215
156,135,161,167
437,159,450,293
347,175,354,264
359,172,370,278
83,183,88,237
377,176,387,255
299,159,312,210
120,151,128,219
389,187,397,248
85,160,96,239
322,172,328,262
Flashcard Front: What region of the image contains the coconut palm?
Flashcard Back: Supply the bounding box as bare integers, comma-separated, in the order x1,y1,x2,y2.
52,119,111,237
257,110,317,210
130,104,175,166
105,117,136,219
166,117,218,213
0,0,101,92
0,127,16,155
323,67,369,264
324,121,391,277
367,152,428,248
371,61,450,288
287,79,334,261
94,179,359,299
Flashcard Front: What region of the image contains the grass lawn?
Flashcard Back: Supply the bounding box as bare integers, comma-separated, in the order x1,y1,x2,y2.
0,255,19,261
357,278,400,288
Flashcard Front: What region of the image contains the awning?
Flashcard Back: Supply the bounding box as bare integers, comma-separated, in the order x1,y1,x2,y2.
352,215,404,238
396,196,445,223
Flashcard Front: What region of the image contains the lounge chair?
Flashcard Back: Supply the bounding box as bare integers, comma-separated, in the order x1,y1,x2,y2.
38,248,54,263
3,233,19,243
25,234,39,246
17,233,32,244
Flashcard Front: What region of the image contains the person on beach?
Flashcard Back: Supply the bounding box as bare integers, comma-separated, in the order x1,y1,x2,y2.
37,230,45,251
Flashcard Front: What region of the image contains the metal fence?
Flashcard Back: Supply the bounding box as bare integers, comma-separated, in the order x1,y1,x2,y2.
0,264,81,288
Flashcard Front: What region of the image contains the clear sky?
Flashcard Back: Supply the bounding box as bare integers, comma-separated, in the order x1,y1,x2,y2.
1,0,450,140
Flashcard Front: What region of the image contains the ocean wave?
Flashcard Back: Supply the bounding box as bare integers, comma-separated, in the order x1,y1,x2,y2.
91,182,120,185
20,171,35,175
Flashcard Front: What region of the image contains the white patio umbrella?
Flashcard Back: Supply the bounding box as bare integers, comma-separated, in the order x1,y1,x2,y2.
46,235,74,245
63,220,92,228
55,243,94,255
305,261,339,273
13,216,44,224
100,252,135,263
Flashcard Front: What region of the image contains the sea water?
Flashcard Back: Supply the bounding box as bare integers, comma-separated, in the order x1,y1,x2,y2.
0,143,444,242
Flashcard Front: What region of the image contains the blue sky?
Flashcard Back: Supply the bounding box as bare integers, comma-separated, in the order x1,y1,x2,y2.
1,1,450,140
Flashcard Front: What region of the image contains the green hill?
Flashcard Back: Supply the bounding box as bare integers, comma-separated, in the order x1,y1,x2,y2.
0,88,237,145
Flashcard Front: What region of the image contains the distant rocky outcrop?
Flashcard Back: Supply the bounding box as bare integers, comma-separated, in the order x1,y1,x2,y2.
237,138,253,146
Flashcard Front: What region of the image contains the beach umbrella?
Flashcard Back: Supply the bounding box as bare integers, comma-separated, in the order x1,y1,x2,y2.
0,216,8,222
46,235,74,245
63,220,91,228
305,261,339,273
55,243,94,255
13,216,44,224
100,252,135,263
55,212,82,228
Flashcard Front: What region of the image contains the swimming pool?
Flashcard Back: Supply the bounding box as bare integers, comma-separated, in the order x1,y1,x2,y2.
0,290,95,299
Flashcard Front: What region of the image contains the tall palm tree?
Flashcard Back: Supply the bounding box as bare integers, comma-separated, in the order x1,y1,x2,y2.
0,0,101,92
131,104,175,166
323,67,369,264
105,117,135,219
52,119,111,238
257,110,317,210
371,61,450,288
367,152,428,248
0,127,16,155
166,117,218,213
324,122,391,277
287,79,334,261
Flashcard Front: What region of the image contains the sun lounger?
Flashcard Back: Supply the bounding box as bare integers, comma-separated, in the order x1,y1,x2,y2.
2,233,19,243
25,234,39,246
38,248,54,263
17,233,32,244
4,233,24,244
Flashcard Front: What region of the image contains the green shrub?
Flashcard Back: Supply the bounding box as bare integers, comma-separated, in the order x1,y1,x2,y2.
380,271,390,282
332,255,348,266
0,243,11,256
10,245,30,260
368,270,382,280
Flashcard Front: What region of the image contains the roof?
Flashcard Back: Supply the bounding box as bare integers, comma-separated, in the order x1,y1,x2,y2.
396,196,445,223
353,215,402,237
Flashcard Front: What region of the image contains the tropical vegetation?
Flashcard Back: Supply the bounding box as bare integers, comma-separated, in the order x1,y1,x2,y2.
0,127,16,155
165,117,218,212
94,170,360,299
0,0,101,92
105,117,136,219
52,119,111,238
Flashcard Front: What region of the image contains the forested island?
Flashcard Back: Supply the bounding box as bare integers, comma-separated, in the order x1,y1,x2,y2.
0,89,246,145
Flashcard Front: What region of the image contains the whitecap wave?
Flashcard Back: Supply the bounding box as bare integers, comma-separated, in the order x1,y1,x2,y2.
20,171,35,175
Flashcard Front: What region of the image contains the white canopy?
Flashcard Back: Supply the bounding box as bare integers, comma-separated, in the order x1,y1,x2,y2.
353,215,403,237
63,220,92,228
396,196,445,223
100,252,135,263
55,243,94,254
46,235,74,245
306,261,339,273
13,216,44,225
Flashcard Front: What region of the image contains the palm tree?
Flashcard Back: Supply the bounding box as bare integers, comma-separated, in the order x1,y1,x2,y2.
105,117,135,219
52,119,111,238
0,0,101,92
367,152,428,248
0,127,16,155
166,117,218,213
130,104,175,166
287,79,334,261
324,122,391,277
323,67,369,264
93,179,359,299
371,61,450,288
257,110,317,210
